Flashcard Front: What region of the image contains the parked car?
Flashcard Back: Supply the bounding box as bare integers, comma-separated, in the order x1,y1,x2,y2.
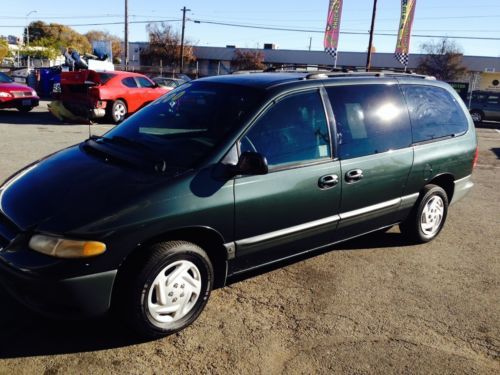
152,76,187,89
0,71,39,112
60,70,169,123
468,90,500,122
0,71,477,338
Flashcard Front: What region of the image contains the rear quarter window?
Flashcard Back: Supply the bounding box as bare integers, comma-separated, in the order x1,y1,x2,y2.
401,85,468,143
122,77,138,88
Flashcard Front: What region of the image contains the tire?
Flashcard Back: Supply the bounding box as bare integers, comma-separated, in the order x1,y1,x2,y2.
109,100,127,123
400,184,449,243
17,106,34,113
115,241,213,339
470,110,483,123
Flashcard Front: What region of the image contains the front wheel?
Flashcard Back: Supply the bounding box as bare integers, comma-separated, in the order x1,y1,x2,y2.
17,106,34,112
115,241,213,339
400,184,449,243
470,110,483,123
109,100,127,123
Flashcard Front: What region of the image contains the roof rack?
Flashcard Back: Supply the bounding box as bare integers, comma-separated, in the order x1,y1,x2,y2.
305,70,436,80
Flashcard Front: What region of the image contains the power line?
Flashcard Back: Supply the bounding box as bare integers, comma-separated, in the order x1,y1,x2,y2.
0,19,181,28
191,19,500,41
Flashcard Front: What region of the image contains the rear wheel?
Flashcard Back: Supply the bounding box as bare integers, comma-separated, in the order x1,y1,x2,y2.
470,110,483,123
109,100,127,123
115,241,213,339
400,184,449,243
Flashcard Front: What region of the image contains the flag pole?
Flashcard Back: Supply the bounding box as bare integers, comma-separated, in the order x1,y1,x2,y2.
366,0,378,71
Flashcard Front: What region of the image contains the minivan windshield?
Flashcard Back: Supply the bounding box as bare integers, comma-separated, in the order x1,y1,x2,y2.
103,81,261,169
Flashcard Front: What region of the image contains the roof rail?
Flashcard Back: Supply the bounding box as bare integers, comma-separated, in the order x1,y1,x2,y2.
306,70,436,80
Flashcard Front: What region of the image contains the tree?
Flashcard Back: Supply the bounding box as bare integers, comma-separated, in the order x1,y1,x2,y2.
0,39,9,61
85,30,123,63
140,23,195,70
25,21,91,54
416,38,468,81
231,49,266,71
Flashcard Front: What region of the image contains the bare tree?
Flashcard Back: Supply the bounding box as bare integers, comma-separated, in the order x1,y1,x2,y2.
231,49,266,71
416,38,468,81
140,23,195,70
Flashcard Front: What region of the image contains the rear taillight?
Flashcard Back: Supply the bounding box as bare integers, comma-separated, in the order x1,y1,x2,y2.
89,87,100,102
472,146,479,169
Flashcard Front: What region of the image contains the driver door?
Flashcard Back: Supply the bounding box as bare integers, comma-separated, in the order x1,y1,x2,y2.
232,89,341,272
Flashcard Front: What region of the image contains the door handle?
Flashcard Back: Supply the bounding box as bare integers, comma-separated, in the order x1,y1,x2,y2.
318,174,339,189
345,169,363,183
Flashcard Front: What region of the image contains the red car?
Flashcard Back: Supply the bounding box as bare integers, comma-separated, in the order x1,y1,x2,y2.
60,70,170,123
0,72,39,112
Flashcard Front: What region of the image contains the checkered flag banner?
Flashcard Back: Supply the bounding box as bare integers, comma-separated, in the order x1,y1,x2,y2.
325,46,338,58
324,0,343,64
395,0,417,67
394,52,409,66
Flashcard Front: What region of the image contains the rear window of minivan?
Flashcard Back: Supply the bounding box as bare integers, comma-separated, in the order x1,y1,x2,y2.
401,85,468,143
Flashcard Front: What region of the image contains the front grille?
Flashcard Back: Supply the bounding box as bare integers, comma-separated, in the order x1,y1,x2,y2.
11,91,33,98
0,213,19,250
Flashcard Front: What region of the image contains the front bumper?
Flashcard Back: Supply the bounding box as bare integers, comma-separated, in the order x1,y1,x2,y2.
0,97,39,109
0,257,117,318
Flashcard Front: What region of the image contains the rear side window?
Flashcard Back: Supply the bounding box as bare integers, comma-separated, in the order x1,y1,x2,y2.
401,85,468,143
326,84,412,159
122,77,138,88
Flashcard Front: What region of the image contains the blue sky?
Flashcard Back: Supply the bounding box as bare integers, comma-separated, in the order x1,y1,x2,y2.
1,0,499,56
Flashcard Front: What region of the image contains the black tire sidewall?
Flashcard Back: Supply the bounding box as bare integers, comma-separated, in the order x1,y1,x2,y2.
131,243,213,337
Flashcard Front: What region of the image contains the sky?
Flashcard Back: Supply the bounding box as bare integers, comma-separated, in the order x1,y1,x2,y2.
1,0,499,57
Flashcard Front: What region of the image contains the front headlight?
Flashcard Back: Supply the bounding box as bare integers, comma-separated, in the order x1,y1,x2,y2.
0,91,12,98
31,90,37,96
29,234,107,258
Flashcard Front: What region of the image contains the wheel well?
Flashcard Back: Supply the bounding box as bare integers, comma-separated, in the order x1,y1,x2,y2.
428,174,454,202
120,227,229,289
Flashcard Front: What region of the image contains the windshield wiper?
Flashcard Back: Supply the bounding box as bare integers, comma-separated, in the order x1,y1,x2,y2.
87,135,169,174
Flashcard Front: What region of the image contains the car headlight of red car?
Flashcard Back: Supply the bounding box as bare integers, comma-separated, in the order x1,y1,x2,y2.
0,91,13,98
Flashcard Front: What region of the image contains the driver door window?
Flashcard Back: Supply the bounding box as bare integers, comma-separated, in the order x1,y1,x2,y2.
240,91,331,168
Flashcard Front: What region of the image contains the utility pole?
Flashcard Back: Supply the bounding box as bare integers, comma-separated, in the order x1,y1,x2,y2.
366,0,378,71
308,37,312,51
124,0,129,70
179,6,191,73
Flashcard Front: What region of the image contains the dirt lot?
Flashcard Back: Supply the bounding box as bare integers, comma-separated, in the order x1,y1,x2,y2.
0,104,499,374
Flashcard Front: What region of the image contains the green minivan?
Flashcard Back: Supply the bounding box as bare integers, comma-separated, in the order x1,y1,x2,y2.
0,71,477,338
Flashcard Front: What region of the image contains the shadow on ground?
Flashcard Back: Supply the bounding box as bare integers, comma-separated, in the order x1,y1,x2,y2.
0,230,407,359
0,109,113,126
474,120,500,130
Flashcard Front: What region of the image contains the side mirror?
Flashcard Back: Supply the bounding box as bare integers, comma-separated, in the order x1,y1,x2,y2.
230,152,268,176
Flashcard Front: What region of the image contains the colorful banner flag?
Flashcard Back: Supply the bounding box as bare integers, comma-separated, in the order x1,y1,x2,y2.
324,0,343,62
395,0,417,67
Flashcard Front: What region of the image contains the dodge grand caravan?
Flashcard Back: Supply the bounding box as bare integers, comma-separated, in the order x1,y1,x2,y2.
0,71,477,338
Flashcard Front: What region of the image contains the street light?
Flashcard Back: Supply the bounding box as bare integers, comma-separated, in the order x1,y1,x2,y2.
25,10,37,70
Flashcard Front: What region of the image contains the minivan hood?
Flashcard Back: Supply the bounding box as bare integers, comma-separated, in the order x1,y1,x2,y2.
0,144,174,234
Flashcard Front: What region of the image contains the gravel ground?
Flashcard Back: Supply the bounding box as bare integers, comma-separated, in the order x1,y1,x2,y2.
0,104,498,374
